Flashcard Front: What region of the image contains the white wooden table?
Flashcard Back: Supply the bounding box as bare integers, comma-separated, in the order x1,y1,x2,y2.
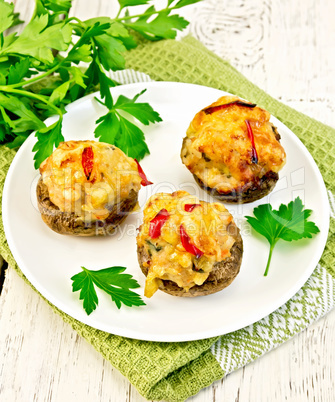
1,0,335,401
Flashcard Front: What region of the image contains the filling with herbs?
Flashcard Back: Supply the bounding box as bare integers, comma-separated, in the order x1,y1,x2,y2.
137,191,237,297
181,95,286,194
39,140,145,221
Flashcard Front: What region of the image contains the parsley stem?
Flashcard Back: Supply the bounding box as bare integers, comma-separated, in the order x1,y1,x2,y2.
114,6,178,22
115,6,122,19
0,87,62,117
7,61,63,89
67,16,84,25
264,243,275,276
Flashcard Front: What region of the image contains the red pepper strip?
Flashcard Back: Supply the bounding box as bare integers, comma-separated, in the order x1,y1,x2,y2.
134,159,153,186
179,224,204,258
149,209,169,238
245,120,258,164
203,100,257,115
184,204,201,212
82,146,94,180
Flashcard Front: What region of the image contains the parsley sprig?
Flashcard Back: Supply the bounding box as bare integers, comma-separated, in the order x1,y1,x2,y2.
245,197,320,276
0,0,202,168
71,266,146,315
94,89,162,160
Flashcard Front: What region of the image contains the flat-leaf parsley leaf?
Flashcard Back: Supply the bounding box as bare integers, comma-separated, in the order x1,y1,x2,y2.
71,266,146,315
94,89,162,160
245,197,320,276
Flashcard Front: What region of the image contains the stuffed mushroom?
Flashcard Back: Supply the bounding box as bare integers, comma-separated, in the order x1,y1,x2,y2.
181,96,286,203
136,191,243,298
37,140,151,236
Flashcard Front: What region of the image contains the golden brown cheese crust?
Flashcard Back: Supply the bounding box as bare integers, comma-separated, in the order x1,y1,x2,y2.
39,140,142,221
136,190,240,298
181,96,286,201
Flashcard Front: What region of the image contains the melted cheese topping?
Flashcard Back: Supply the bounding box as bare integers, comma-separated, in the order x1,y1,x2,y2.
136,191,236,297
181,96,286,193
39,140,142,220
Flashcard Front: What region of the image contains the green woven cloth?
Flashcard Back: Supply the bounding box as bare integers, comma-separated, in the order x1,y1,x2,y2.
1,36,335,402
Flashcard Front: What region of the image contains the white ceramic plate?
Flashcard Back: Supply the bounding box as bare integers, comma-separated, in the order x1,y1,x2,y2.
3,82,329,342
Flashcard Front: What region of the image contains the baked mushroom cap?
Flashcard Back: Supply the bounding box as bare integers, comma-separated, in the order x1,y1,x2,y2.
36,140,142,236
192,169,278,204
137,222,243,297
180,96,286,203
37,178,138,236
136,191,243,297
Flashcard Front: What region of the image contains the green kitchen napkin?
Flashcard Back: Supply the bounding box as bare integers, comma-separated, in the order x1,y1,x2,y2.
1,36,334,402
